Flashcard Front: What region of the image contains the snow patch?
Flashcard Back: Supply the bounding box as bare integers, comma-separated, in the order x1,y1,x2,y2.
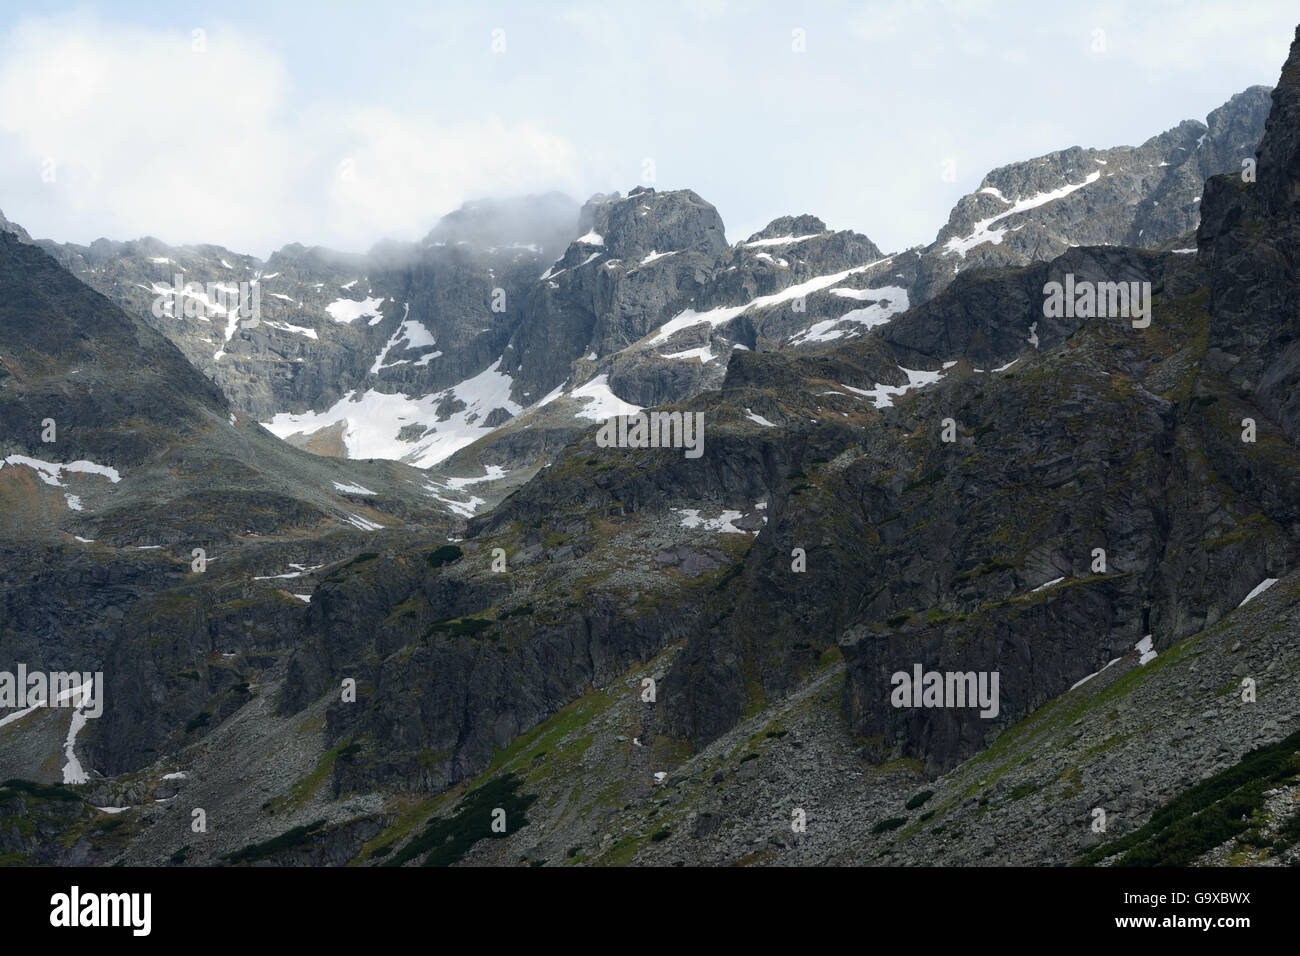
674,508,750,534
444,465,507,488
424,488,486,518
264,321,318,339
742,233,820,248
837,363,953,409
944,172,1101,258
569,374,644,421
1,455,122,485
1135,634,1157,666
657,346,715,363
649,257,894,345
325,296,385,324
1238,578,1279,608
370,306,436,373
345,513,383,531
789,285,910,345
333,481,376,496
61,680,96,784
264,359,523,469
1070,656,1122,690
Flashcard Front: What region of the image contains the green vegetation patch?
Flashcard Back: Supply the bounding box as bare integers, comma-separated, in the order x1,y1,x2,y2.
426,616,493,639
427,545,464,568
334,552,380,576
224,819,328,865
872,816,908,834
1076,726,1300,867
905,789,934,811
384,772,537,867
0,778,82,801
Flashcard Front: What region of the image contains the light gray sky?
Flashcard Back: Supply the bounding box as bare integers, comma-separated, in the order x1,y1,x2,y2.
0,0,1294,258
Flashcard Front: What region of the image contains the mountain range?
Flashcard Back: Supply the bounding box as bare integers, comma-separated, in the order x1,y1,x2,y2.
1,35,1298,868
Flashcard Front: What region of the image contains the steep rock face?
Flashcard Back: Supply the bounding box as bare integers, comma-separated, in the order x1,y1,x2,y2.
32,195,581,468
685,64,1292,776
1,74,1288,837
0,227,459,780
498,188,733,405
305,173,1296,787
16,87,1267,491
280,412,791,793
0,208,32,243
429,88,1268,497
431,200,893,484
0,782,125,864
3,41,1300,867
0,232,228,470
1199,28,1300,444
662,240,1299,773
747,215,828,240
16,184,890,483
912,87,1272,302
881,247,1172,365
580,187,728,260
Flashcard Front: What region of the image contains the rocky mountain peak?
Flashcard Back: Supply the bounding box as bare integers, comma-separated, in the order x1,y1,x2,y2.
1255,27,1300,216
578,187,728,260
0,208,31,243
1205,86,1273,144
421,191,579,259
745,214,828,242
576,192,622,233
1197,25,1300,445
912,86,1272,302
8,21,1300,872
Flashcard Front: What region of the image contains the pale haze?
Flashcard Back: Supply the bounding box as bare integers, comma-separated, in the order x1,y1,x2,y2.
0,0,1292,258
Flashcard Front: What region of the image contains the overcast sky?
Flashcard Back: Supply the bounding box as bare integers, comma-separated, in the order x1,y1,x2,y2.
0,1,1294,259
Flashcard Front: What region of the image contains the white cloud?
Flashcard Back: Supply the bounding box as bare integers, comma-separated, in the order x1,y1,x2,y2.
1071,1,1296,71
322,108,580,247
0,2,1295,261
0,16,293,251
0,13,582,255
848,0,995,43
683,0,730,19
